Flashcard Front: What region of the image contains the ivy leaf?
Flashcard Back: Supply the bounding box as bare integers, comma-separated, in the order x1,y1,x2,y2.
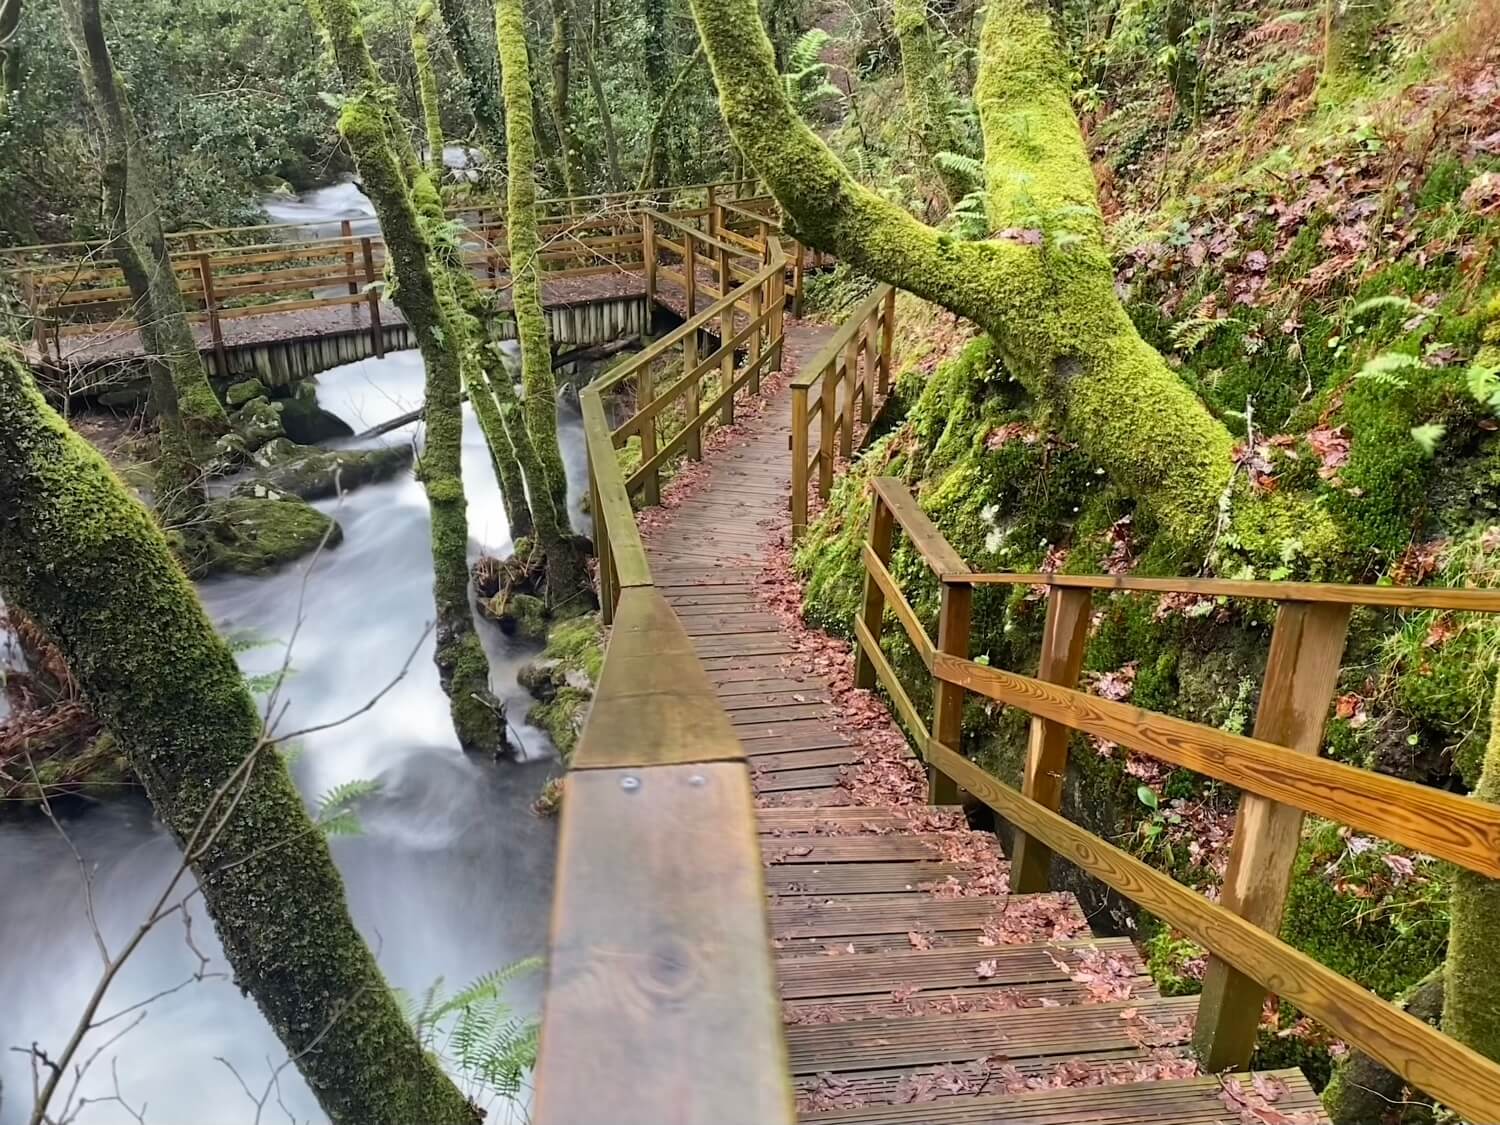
1410,422,1446,455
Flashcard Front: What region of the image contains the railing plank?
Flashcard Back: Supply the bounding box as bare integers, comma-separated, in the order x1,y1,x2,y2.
869,476,970,577
572,587,744,769
920,736,1500,1125
533,760,794,1125
854,617,930,746
931,651,1500,878
954,570,1500,612
580,390,650,589
859,543,934,668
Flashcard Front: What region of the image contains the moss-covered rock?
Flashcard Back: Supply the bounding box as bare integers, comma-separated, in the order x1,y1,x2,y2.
192,495,342,576
225,377,268,408
230,395,285,451
280,382,355,444
519,613,602,762
236,443,413,501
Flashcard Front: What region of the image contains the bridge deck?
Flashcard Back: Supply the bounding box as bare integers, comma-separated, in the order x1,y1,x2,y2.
638,315,1328,1123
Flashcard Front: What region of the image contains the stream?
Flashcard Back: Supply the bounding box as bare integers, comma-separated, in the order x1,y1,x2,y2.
0,182,576,1125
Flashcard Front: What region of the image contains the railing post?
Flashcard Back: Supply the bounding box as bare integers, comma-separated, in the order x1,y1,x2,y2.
792,241,806,318
929,578,973,806
683,330,702,460
341,219,358,295
769,262,785,374
196,253,228,376
706,186,719,237
589,455,615,625
747,281,763,397
642,212,657,306
684,233,697,318
719,292,736,427
817,358,836,499
878,286,895,396
717,242,731,306
637,361,661,506
859,314,876,427
853,491,895,695
791,384,810,541
1010,585,1094,894
1192,599,1352,1072
359,237,385,358
840,333,857,459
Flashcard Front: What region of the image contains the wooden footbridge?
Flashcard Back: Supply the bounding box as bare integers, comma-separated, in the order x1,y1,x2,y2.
529,205,1500,1124
4,180,823,388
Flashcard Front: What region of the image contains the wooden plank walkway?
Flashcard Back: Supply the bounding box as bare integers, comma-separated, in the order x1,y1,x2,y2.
641,314,1330,1123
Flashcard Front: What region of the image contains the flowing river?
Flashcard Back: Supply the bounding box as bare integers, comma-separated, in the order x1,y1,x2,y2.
0,183,574,1125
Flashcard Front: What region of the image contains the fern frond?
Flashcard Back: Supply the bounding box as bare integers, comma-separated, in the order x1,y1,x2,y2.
1169,314,1237,353
787,29,831,74
315,778,381,836
933,150,982,183
1347,294,1426,321
1354,351,1423,387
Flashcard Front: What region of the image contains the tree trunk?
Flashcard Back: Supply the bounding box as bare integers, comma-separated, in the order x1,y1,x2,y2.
576,19,622,191
1324,968,1444,1123
435,0,507,167
641,0,673,186
684,0,1331,562
547,0,581,199
310,0,507,755
0,346,479,1125
892,0,968,207
636,44,703,192
1445,620,1500,1060
412,3,447,179
1322,0,1391,88
59,0,225,504
496,0,592,608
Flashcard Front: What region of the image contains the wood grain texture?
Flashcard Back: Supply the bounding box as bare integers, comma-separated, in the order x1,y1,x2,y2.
580,389,651,589
533,763,794,1125
571,587,745,769
922,736,1500,1124
932,651,1500,878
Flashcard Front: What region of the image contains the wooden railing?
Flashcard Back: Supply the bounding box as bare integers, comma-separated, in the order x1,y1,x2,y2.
534,253,798,1125
789,284,896,539
851,474,1500,1121
5,180,763,366
589,234,786,520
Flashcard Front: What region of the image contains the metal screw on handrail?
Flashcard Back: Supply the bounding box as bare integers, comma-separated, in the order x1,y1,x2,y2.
620,775,641,793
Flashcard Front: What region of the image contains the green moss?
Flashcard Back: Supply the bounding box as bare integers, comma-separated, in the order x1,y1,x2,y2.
540,613,604,682
193,495,342,576
528,687,590,759
237,443,413,501
226,377,268,407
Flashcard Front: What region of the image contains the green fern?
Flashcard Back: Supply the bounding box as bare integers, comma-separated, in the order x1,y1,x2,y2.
315,778,381,836
1354,351,1424,388
933,150,982,184
1169,314,1237,353
786,28,830,75
1467,362,1500,411
408,961,543,1108
1347,294,1427,322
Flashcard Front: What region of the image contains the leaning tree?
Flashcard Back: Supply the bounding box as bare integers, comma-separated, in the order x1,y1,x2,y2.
685,0,1329,568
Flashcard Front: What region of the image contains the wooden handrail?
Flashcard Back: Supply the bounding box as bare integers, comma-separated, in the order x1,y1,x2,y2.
790,285,896,539
541,233,795,1124
851,474,1500,1118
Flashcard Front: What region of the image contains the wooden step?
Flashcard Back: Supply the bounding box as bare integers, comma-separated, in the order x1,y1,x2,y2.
784,996,1197,1073
769,892,1088,940
763,835,955,865
764,861,967,895
781,977,1157,1018
798,1069,1326,1123
758,806,967,834
776,938,1149,1001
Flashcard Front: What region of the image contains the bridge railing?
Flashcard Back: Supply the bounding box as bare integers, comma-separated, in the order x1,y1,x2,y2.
850,473,1500,1121
590,234,787,518
789,284,896,539
537,258,797,1125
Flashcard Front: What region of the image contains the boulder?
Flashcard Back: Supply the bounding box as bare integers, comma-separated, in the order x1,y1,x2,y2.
235,443,413,500
225,378,268,408
230,396,285,451
193,494,342,576
496,593,549,641
280,384,354,444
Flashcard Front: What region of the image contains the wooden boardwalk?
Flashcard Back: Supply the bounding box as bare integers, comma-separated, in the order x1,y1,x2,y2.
640,316,1329,1123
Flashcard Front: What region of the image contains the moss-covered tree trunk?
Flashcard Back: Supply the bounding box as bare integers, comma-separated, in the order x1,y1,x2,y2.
641,0,674,187
0,347,479,1125
435,0,507,169
60,0,226,510
892,0,968,207
496,0,591,607
1321,0,1392,88
310,0,506,755
412,3,447,179
685,0,1328,562
636,44,704,192
1444,668,1500,1060
1323,968,1444,1123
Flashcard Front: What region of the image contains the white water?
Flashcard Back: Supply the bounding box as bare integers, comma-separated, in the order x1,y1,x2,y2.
0,185,579,1125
